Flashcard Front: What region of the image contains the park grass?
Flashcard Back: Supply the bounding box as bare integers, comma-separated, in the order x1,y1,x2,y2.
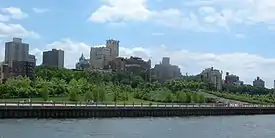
0,92,158,104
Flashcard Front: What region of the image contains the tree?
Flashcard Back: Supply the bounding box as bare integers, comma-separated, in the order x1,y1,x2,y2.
40,84,49,101
198,94,205,103
68,87,79,101
191,93,198,103
67,79,80,101
186,93,192,103
84,91,93,101
97,86,106,102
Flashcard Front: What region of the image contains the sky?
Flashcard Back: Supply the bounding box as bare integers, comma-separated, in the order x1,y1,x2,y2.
1,0,275,87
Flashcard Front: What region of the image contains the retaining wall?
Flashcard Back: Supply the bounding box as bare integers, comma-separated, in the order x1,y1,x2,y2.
0,106,275,118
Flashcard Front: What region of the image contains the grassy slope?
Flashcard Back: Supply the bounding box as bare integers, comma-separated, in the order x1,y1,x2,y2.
0,93,158,104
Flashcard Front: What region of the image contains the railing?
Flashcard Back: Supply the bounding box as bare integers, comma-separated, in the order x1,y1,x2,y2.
0,101,275,108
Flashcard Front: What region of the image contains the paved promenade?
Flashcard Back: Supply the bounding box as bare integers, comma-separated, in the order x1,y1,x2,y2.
0,102,270,108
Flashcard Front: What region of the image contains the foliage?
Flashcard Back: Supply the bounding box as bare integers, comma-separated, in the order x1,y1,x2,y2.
207,91,275,104
164,79,204,92
1,66,274,104
0,66,213,103
40,83,49,101
223,84,273,95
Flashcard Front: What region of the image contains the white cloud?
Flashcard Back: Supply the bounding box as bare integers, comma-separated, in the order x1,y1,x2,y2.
0,14,10,22
0,39,4,61
32,8,49,13
0,6,37,62
30,39,275,88
187,0,275,26
0,7,39,39
89,0,152,23
90,0,275,32
89,0,217,32
1,7,28,19
0,22,39,38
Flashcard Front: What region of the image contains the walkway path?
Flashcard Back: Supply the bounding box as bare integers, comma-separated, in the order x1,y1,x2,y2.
0,102,266,108
196,90,248,104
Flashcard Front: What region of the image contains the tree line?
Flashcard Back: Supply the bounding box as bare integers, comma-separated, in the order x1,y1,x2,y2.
0,66,215,103
1,66,272,104
222,84,274,95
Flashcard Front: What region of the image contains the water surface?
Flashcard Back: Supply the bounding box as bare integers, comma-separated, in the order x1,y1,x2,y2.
0,115,275,138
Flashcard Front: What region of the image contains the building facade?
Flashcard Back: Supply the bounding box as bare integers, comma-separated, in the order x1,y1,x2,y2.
75,53,90,70
110,56,151,74
42,49,64,68
253,77,265,87
162,57,170,65
28,54,36,66
90,39,119,69
0,63,10,83
4,38,29,67
200,67,222,90
90,47,111,69
11,60,35,80
224,72,243,85
125,57,151,74
152,57,181,83
110,57,126,72
106,39,119,59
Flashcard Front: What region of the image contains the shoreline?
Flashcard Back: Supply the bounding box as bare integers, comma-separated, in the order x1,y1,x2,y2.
0,103,274,118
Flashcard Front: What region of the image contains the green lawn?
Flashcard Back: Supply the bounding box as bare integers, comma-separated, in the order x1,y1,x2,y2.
0,93,158,104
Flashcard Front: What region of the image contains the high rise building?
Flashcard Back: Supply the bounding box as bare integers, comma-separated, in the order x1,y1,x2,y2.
0,62,10,83
152,57,181,84
90,39,119,69
224,72,243,85
200,67,222,90
162,57,170,65
4,38,29,67
11,60,35,80
253,77,265,87
28,54,36,66
90,47,111,69
106,39,119,58
42,49,64,68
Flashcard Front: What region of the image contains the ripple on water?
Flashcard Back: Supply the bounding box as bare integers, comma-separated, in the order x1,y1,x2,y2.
0,116,274,138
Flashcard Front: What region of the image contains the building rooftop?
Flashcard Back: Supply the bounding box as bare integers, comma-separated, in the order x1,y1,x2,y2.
12,37,22,43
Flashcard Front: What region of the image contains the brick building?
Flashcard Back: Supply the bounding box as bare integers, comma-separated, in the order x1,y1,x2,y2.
11,61,35,80
0,63,10,83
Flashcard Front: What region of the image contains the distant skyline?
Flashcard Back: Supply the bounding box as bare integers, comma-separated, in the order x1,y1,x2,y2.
1,0,275,87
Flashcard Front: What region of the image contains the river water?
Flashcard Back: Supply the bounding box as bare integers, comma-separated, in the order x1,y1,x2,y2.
0,115,274,138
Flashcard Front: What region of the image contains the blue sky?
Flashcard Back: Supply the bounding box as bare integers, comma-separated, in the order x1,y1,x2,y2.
1,0,275,87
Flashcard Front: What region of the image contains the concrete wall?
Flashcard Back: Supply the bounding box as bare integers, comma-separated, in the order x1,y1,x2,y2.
0,106,274,118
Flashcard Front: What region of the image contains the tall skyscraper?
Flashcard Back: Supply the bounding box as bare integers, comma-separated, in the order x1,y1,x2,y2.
42,49,64,68
5,38,29,67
